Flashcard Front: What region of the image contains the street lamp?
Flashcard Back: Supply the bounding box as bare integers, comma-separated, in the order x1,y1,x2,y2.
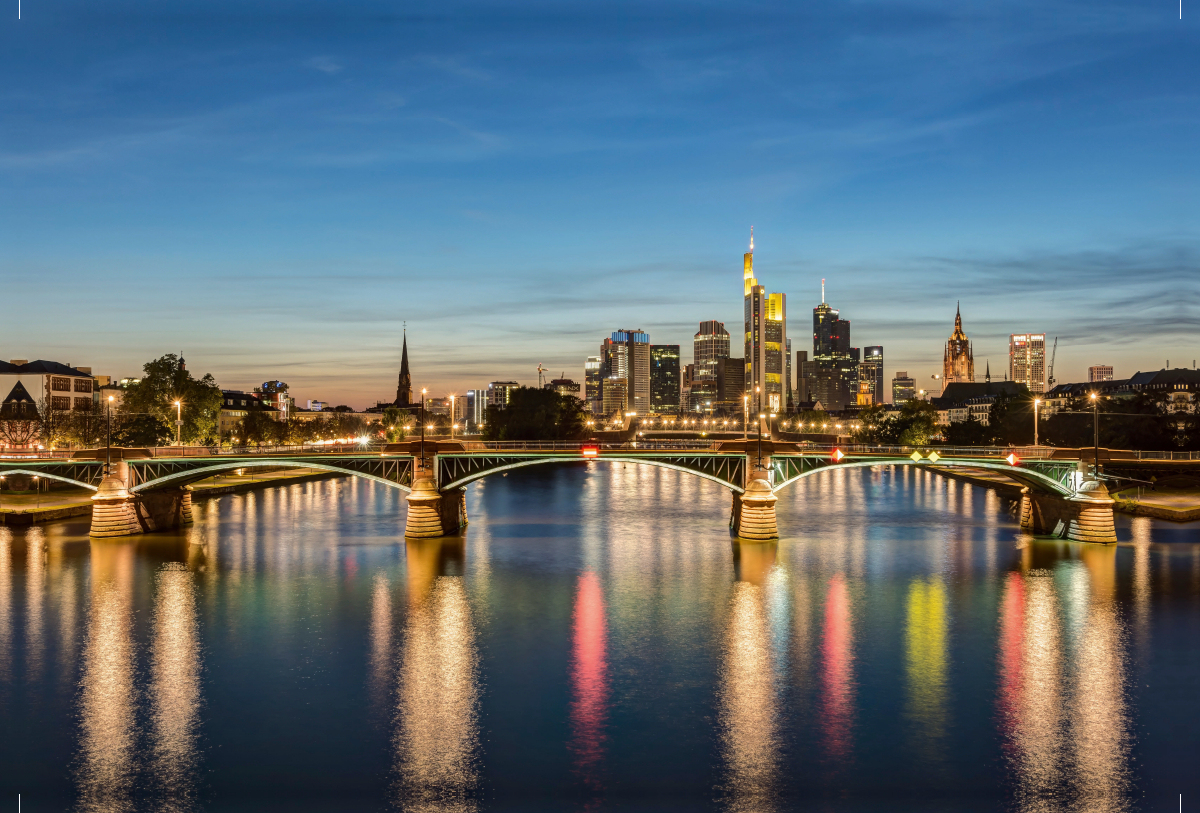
743,394,749,439
174,400,182,446
1033,398,1041,447
1089,392,1099,479
420,388,427,469
106,395,114,476
449,394,456,438
757,412,766,470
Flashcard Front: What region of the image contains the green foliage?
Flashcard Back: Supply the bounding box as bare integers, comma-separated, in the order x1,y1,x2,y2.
121,354,223,445
944,415,992,446
112,413,172,447
63,403,105,448
238,411,286,446
482,387,587,441
1042,392,1182,450
850,400,938,446
279,413,372,445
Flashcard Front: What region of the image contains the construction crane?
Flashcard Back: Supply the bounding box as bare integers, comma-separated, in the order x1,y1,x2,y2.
537,364,546,389
1047,337,1058,389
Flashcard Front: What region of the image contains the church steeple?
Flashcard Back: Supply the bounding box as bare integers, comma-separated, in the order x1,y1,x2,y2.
395,329,413,407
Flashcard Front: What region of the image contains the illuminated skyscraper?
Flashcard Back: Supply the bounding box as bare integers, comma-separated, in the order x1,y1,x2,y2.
602,330,650,414
584,356,602,413
742,230,787,415
811,280,855,410
860,346,884,404
891,372,916,404
943,303,975,384
693,321,730,382
650,345,680,415
1009,333,1047,393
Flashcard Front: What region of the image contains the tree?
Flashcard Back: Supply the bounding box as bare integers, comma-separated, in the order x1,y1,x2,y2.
1042,392,1179,450
944,415,991,446
36,397,72,448
121,354,223,445
895,400,939,445
64,402,105,448
112,413,172,447
482,387,587,441
239,411,286,446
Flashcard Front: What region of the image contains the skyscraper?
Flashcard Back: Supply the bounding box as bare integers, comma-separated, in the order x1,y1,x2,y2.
811,280,855,410
943,303,975,384
1009,333,1047,393
742,230,787,415
602,329,650,414
394,330,413,407
650,345,681,415
693,321,730,382
467,389,487,429
860,346,884,404
584,356,602,413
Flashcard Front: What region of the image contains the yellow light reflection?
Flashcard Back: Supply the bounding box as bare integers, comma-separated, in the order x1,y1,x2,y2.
394,540,479,812
150,562,201,810
77,541,137,813
717,580,779,812
904,577,948,760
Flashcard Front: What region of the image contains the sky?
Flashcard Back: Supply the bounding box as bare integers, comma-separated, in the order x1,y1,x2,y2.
2,0,1198,408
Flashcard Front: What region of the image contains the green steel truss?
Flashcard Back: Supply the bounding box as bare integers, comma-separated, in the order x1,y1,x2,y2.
437,452,747,492
127,455,414,493
0,460,105,489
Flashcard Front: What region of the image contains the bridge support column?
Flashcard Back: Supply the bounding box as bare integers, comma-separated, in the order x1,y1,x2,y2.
730,475,778,542
438,487,468,535
1019,482,1116,544
90,463,141,539
405,474,445,539
135,487,196,533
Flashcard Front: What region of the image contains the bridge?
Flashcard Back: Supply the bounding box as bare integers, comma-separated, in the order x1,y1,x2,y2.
0,440,1116,543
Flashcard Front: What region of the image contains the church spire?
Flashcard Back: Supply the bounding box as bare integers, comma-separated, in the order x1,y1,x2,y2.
395,328,413,407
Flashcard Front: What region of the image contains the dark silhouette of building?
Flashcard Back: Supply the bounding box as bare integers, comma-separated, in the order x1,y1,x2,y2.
395,331,413,407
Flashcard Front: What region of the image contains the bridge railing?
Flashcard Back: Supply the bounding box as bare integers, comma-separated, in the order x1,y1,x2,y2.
455,440,723,452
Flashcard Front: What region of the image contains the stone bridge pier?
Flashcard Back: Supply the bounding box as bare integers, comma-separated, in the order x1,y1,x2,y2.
404,463,468,540
90,461,194,539
729,459,778,543
1019,477,1117,543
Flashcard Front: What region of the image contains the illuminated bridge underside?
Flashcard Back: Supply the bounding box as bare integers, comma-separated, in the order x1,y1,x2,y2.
128,456,414,493
438,453,748,493
0,463,104,490
770,456,1079,497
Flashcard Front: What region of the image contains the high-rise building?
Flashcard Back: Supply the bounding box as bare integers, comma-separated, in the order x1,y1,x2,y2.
943,303,975,384
467,389,487,429
650,345,681,415
1089,365,1114,383
547,379,581,398
742,231,787,415
785,338,793,410
394,330,414,406
693,321,730,383
716,357,745,413
860,346,884,404
487,381,519,408
810,280,855,410
602,378,627,417
891,372,916,404
795,350,813,404
584,356,602,413
1009,333,1047,393
601,329,650,414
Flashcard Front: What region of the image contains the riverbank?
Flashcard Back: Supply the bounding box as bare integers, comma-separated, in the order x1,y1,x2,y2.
928,466,1200,523
0,468,346,526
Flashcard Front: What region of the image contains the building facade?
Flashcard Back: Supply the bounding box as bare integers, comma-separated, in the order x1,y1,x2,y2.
602,378,627,418
0,360,98,416
716,357,745,414
943,304,975,384
1009,333,1047,394
810,285,856,411
1089,365,1114,383
257,381,293,420
891,371,916,404
742,233,787,414
693,321,729,383
602,330,650,414
467,389,487,429
584,356,602,413
649,345,680,415
860,346,884,405
487,381,520,409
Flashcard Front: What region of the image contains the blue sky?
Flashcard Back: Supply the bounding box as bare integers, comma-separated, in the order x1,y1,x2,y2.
2,0,1197,406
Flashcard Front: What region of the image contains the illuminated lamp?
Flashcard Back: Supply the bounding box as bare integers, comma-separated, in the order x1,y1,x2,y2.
927,451,941,463
581,445,599,458
910,451,923,462
832,448,845,462
1006,453,1019,466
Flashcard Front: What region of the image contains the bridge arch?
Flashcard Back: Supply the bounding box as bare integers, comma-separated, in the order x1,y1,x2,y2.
439,456,746,493
130,460,413,494
771,458,1075,498
0,468,99,491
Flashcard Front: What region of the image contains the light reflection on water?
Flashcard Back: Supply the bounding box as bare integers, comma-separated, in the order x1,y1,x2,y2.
0,467,1192,811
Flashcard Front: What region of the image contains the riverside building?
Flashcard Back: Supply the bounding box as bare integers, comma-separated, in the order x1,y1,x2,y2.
650,345,681,415
1009,333,1047,394
742,231,787,416
601,330,650,414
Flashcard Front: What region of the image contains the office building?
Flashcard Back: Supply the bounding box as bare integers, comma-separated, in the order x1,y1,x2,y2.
0,359,98,416
891,372,916,404
785,338,793,410
943,303,975,384
584,356,602,413
795,351,814,404
601,329,650,414
546,378,581,398
1089,365,1114,383
810,281,856,411
1009,333,1047,394
742,231,787,414
467,389,487,429
860,346,884,404
716,357,745,413
487,381,519,409
602,378,628,418
650,345,681,415
693,321,729,383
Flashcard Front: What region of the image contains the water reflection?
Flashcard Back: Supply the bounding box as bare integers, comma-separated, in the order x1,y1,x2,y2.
77,541,138,813
394,538,480,812
904,577,948,763
998,542,1132,813
0,530,12,690
369,572,394,714
25,527,46,688
150,562,202,812
568,570,609,795
821,573,855,766
718,574,780,812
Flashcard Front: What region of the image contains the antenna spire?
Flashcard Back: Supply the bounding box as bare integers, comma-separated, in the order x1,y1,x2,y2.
821,278,826,304
749,226,754,252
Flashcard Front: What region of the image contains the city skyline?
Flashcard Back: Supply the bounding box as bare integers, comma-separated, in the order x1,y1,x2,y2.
3,1,1196,405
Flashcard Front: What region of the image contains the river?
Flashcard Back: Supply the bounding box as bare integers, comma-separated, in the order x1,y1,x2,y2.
0,463,1197,811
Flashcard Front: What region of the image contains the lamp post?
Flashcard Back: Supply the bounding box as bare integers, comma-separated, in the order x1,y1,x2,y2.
105,395,114,476
757,412,765,470
34,475,40,510
1033,398,1041,447
420,388,427,469
449,394,456,438
174,400,182,446
743,394,748,439
1090,392,1099,480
